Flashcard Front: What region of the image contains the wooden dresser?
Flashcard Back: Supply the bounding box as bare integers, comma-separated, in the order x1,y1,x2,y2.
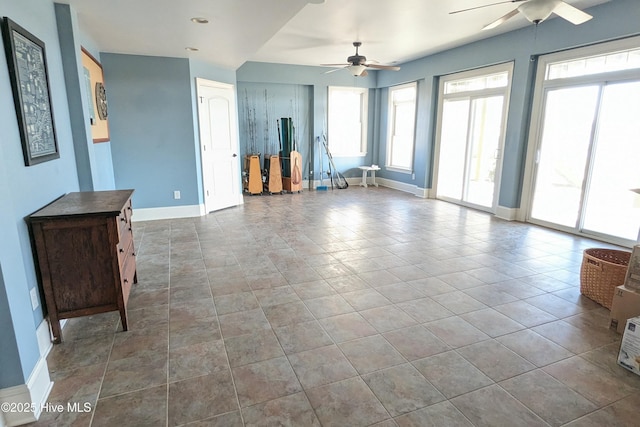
29,190,136,343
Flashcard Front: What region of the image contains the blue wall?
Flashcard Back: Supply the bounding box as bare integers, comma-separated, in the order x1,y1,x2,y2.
237,82,313,179
102,54,200,209
238,0,640,207
102,54,239,210
54,3,116,192
0,264,23,387
236,62,379,180
74,10,116,191
375,0,640,208
0,0,81,387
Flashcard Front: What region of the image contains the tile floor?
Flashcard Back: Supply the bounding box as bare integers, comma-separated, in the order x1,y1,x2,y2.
32,187,640,426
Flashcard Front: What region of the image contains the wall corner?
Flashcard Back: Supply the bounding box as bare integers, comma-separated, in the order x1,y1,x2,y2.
0,356,53,426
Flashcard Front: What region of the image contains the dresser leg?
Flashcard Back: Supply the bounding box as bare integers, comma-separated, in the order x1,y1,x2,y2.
120,308,129,332
50,316,62,344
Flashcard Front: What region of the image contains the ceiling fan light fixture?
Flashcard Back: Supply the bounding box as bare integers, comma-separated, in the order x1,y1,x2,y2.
518,0,559,25
348,65,367,76
190,17,209,24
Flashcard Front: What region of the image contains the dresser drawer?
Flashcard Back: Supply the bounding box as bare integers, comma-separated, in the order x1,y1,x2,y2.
121,242,137,305
117,199,133,237
118,226,133,267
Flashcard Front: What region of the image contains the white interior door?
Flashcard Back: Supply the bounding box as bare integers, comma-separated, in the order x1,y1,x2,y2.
197,79,243,213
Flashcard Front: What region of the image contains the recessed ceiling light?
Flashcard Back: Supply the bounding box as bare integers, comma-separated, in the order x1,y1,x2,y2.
190,17,209,24
185,47,199,51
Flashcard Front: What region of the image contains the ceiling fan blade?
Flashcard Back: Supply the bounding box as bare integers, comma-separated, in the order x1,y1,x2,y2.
321,63,350,66
324,67,345,74
450,0,526,15
366,63,401,71
361,70,368,77
553,1,593,25
482,8,520,30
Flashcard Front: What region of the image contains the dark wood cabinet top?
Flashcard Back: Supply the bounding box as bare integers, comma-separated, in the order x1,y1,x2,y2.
29,190,134,220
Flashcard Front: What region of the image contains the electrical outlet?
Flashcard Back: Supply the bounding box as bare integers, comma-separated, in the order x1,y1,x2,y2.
30,287,39,310
174,190,181,200
412,173,416,180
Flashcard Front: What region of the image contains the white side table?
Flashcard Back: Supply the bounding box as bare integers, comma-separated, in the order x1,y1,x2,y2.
358,165,381,188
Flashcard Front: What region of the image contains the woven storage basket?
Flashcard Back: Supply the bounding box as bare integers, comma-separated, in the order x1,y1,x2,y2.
580,248,631,309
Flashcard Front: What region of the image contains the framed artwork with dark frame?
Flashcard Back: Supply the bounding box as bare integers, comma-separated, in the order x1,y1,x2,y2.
2,17,59,166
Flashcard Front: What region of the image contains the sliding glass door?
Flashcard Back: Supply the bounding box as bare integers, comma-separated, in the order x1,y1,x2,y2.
526,38,640,245
529,85,600,227
435,63,513,212
581,81,640,240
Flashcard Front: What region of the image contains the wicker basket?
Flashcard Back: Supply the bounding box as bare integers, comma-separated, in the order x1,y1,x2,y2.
580,248,631,309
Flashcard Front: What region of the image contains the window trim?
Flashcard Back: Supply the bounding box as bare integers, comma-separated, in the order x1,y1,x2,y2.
327,86,368,157
385,82,417,173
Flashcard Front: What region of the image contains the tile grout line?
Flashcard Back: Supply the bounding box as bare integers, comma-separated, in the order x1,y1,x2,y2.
88,223,149,427
165,223,172,427
196,223,247,426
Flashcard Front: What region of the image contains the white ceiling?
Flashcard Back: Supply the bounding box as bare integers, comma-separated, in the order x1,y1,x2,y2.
58,0,610,70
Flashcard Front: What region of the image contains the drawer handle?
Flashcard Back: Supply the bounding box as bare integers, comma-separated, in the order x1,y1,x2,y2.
127,206,132,210
120,217,126,222
119,248,124,253
129,227,132,231
132,252,136,256
124,278,129,283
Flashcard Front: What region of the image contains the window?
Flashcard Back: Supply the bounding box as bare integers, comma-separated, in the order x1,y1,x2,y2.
386,82,417,171
444,72,509,94
328,86,368,156
546,47,640,80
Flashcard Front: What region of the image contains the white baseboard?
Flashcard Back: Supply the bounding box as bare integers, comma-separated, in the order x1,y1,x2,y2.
415,187,430,199
346,177,360,187
36,320,53,360
308,178,357,190
495,205,519,221
374,179,517,219
375,178,429,198
0,356,53,426
132,204,205,222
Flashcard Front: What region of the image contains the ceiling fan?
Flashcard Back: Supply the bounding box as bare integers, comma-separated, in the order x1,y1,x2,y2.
321,42,401,77
451,0,593,30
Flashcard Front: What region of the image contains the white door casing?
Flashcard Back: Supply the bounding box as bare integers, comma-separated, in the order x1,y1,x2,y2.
196,78,243,213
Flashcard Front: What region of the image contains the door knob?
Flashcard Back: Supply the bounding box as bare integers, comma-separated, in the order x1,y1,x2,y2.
232,153,238,157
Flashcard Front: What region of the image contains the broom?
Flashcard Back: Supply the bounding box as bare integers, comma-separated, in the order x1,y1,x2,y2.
316,136,328,191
